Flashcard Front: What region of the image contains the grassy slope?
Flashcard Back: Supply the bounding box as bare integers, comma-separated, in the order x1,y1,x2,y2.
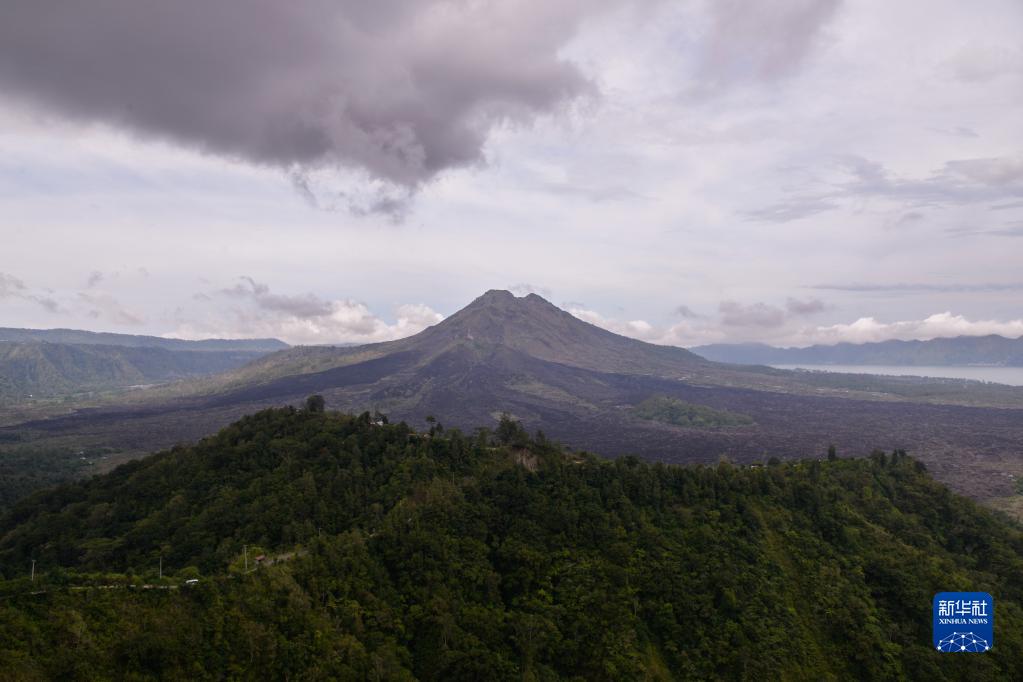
631,395,755,428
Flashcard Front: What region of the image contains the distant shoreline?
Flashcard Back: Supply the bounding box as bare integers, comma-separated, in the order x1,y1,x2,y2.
771,364,1023,387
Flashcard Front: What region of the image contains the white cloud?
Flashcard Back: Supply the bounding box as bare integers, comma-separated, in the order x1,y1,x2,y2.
571,304,1023,348
172,284,443,345
805,312,1023,345
509,282,553,298
568,306,659,340
392,304,446,337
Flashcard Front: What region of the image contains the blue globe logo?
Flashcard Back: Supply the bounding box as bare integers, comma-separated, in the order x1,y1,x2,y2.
936,632,990,653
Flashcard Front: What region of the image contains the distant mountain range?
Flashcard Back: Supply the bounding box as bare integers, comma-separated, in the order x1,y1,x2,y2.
0,329,288,401
6,290,1023,509
0,327,287,352
692,334,1023,367
0,342,281,400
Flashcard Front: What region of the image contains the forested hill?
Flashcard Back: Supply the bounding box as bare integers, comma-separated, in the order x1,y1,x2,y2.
1,407,1022,680
0,327,287,352
0,341,277,401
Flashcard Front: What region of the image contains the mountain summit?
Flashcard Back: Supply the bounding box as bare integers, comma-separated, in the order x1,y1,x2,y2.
396,289,704,375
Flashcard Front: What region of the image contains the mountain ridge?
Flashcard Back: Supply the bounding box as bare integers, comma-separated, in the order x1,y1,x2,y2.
0,341,277,402
0,327,288,352
693,334,1023,367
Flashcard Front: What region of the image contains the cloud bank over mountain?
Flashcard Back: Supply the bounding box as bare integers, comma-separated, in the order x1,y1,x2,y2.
175,278,444,345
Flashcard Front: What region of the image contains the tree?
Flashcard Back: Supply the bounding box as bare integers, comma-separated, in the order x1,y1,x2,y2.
496,413,529,447
305,395,326,413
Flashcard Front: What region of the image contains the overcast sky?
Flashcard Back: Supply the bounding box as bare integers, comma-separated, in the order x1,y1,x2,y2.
1,0,1021,347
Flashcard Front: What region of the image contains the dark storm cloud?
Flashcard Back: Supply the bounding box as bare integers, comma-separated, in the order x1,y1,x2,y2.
33,297,61,314
0,1,615,190
673,304,702,318
288,171,319,208
345,191,414,222
0,272,60,313
0,273,25,298
785,297,827,315
894,211,925,226
223,277,334,318
719,301,787,328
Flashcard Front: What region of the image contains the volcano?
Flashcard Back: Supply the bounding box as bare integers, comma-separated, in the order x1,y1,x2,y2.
397,289,706,374
8,290,1023,502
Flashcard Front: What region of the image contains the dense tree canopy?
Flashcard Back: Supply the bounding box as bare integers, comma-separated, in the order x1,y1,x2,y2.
0,406,1021,680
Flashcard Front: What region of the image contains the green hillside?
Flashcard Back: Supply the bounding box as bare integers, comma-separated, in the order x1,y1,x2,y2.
0,327,287,352
0,341,274,401
632,395,755,428
1,407,1021,679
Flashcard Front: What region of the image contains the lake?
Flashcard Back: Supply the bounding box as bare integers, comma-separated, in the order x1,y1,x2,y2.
771,364,1023,387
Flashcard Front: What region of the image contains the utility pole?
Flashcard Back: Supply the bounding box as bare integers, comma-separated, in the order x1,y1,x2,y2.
159,555,163,580
30,559,36,582
244,545,248,573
